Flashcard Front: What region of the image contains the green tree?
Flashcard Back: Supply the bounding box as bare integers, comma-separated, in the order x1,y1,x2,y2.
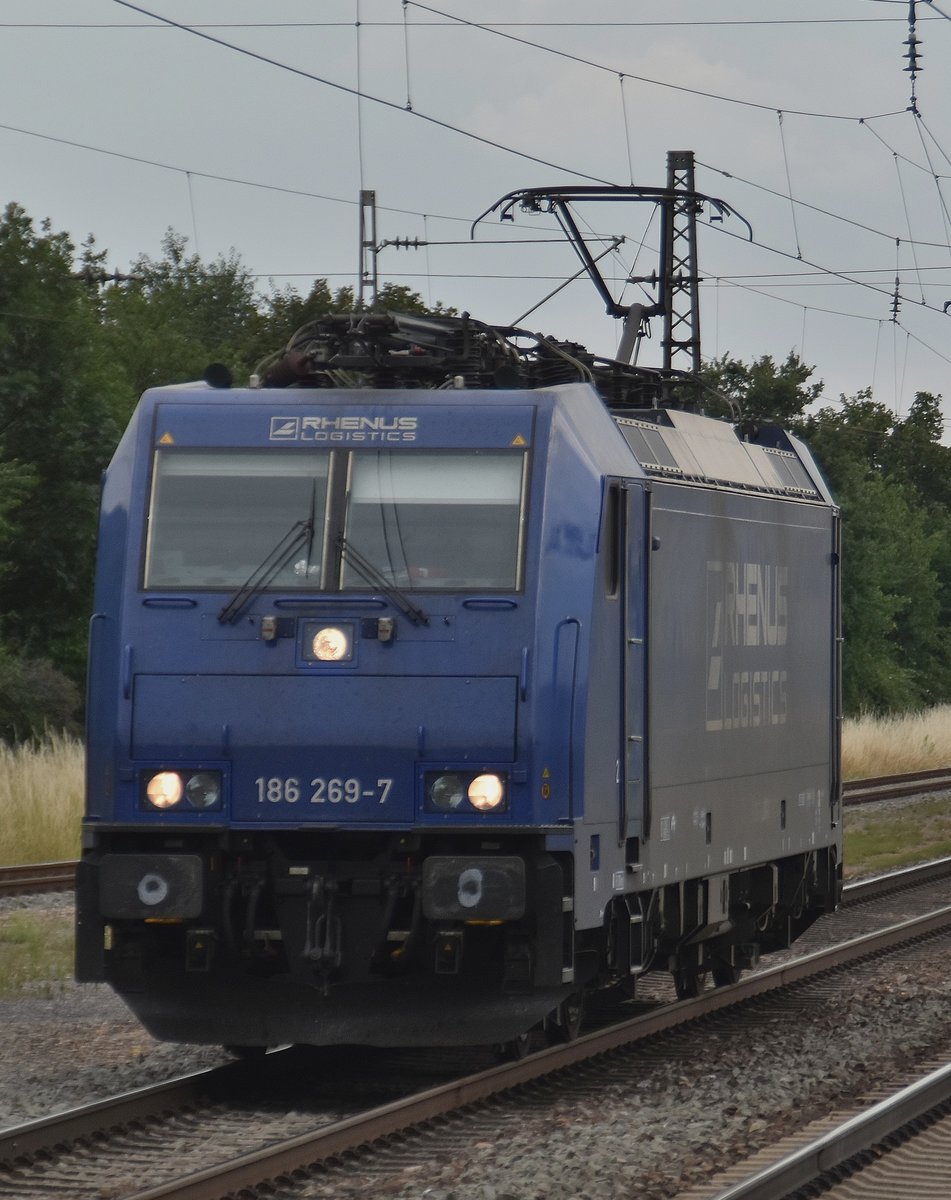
801,393,951,713
0,209,448,735
0,203,126,684
99,229,263,399
702,350,823,425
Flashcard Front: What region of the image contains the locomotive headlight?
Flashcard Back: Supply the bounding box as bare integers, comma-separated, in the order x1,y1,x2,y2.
428,773,468,811
424,771,509,814
142,769,224,811
184,772,222,810
311,625,352,662
145,771,184,809
468,773,505,811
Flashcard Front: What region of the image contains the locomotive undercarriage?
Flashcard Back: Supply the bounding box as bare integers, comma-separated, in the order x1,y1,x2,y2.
76,830,840,1046
76,828,580,1047
602,845,842,999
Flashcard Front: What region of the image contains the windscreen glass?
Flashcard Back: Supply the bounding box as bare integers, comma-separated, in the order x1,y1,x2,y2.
343,451,525,591
145,450,329,588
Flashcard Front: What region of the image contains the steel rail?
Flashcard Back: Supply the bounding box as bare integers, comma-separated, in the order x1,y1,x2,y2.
0,860,77,897
708,1061,951,1200
843,766,951,805
0,1061,249,1163
117,905,951,1200
843,854,951,902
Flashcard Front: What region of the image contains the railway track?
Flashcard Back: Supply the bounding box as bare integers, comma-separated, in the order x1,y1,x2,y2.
684,1059,951,1199
843,765,951,805
1,767,948,901
0,860,76,897
2,864,951,1200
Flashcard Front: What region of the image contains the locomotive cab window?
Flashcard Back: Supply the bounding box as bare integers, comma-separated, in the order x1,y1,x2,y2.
144,446,527,593
343,451,526,591
144,450,330,589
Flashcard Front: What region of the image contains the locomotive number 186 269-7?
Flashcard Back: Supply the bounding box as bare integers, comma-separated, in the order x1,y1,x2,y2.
255,776,393,805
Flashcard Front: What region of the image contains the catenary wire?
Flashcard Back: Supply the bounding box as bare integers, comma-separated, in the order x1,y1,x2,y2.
110,0,615,186
405,1,910,122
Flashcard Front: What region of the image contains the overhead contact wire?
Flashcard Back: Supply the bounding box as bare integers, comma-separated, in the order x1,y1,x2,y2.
893,156,927,303
406,0,907,122
355,0,366,193
110,0,615,185
619,75,635,185
777,112,803,259
402,0,413,110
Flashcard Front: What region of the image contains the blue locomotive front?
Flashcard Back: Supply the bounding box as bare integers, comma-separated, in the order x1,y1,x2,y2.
76,318,842,1049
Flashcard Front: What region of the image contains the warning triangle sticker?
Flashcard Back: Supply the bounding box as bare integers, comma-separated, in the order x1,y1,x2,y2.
158,432,175,445
511,434,528,447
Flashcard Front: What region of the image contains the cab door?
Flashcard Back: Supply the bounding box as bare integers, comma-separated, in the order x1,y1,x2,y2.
621,482,649,847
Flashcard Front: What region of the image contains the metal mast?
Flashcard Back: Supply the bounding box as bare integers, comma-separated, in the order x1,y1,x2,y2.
661,150,702,375
358,189,378,309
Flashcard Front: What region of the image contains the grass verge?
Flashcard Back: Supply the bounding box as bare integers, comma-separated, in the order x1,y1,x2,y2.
843,793,951,878
0,909,74,998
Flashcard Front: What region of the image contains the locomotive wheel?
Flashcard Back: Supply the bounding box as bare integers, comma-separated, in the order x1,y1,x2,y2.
224,1044,268,1061
712,964,742,987
672,967,705,1000
546,992,585,1044
495,1030,533,1061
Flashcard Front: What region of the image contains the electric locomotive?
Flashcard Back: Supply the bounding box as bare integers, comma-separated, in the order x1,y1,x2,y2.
76,312,842,1050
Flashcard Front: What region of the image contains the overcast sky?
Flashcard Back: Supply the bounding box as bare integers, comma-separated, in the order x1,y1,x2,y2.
4,1,951,419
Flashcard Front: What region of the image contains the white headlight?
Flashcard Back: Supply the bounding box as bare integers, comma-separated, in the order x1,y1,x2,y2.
312,625,351,662
146,771,183,809
468,774,505,811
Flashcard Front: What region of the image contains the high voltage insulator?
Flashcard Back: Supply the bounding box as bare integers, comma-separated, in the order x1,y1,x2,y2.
891,277,901,322
904,0,922,111
903,30,922,79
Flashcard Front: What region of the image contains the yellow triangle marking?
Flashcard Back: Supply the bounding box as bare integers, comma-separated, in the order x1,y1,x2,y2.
158,432,175,445
511,433,528,447
542,766,551,778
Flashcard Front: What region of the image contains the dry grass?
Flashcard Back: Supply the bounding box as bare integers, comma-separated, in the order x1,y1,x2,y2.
0,733,84,866
841,705,951,781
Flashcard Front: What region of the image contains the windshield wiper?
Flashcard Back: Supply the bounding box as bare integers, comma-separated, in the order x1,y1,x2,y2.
337,535,429,626
218,518,315,625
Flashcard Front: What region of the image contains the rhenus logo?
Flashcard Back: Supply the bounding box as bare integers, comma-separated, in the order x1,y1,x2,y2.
705,560,789,733
269,416,417,443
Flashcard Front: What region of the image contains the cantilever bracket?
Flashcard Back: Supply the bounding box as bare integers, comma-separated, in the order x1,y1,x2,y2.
471,183,752,322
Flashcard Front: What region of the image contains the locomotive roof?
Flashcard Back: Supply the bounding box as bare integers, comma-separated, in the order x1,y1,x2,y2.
614,408,828,502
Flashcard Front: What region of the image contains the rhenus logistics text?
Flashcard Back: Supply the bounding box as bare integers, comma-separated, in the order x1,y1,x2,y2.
269,416,418,443
706,561,788,733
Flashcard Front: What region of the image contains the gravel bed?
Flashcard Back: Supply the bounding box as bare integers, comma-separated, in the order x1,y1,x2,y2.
3,879,951,1200
287,938,951,1200
0,893,230,1129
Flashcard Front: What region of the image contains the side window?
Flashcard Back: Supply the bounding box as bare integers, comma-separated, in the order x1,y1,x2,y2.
602,482,623,599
